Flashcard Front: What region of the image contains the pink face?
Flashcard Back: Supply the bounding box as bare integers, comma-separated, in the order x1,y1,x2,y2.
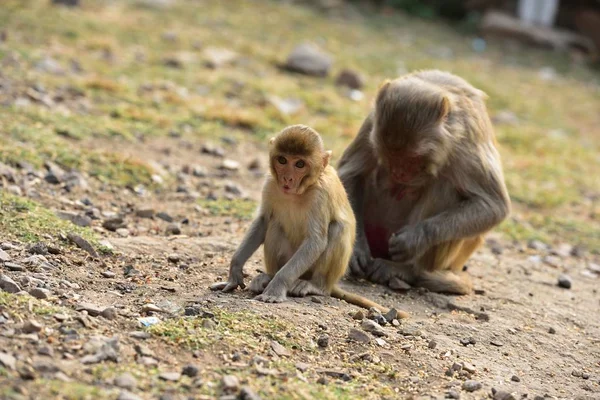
273,155,308,195
388,152,425,184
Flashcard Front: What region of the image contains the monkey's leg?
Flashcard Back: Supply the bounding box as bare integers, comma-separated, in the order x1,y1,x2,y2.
248,273,273,294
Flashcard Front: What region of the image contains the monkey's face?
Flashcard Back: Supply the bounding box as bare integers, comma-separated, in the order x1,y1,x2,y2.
385,151,427,185
272,154,309,195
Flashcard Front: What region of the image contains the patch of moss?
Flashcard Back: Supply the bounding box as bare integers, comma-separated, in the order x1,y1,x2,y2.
198,199,257,220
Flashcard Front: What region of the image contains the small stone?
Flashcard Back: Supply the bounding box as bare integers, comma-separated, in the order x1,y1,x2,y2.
335,69,364,89
18,364,36,380
428,340,437,349
0,275,21,293
159,372,181,382
447,389,460,399
4,262,24,272
348,328,370,343
493,390,516,400
557,274,572,289
78,303,103,317
129,331,151,340
283,43,332,77
135,208,155,219
220,159,240,171
391,319,400,327
117,391,142,400
182,364,199,377
239,386,261,400
165,223,181,235
490,340,504,347
114,373,137,390
56,211,92,227
550,243,573,257
317,334,329,348
383,308,398,322
572,370,583,378
0,352,16,370
134,344,155,358
511,374,520,382
53,313,68,322
167,253,180,263
462,362,476,374
67,234,99,258
156,212,174,222
316,376,328,385
23,319,43,333
582,373,590,379
389,276,411,290
270,341,291,357
0,249,11,262
29,288,51,299
38,346,54,357
295,362,309,372
543,255,561,268
320,369,351,381
28,242,48,255
103,217,126,232
367,307,386,325
460,337,476,346
221,375,239,393
102,271,116,278
352,310,365,320
463,380,482,392
202,319,217,330
116,228,130,237
101,307,117,320
548,327,556,334
528,240,548,251
361,319,387,337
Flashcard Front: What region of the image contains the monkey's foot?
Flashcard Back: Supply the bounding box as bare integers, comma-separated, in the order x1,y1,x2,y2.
288,280,324,297
254,280,287,303
367,258,415,286
248,273,272,294
254,293,287,303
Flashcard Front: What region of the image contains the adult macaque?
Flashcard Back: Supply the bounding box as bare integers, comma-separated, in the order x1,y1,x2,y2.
337,70,510,294
211,125,408,316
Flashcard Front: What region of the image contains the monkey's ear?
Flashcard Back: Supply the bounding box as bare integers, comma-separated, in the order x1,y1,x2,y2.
378,79,391,93
438,96,450,120
269,137,275,146
323,150,332,168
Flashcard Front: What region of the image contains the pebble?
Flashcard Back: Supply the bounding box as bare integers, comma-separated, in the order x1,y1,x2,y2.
317,334,329,348
0,352,16,370
222,375,240,393
352,310,365,320
493,390,516,400
428,340,437,349
142,304,162,314
220,159,240,171
114,373,137,390
283,43,332,77
202,319,217,330
316,376,328,385
165,223,181,235
0,274,21,293
136,208,155,219
295,362,309,372
156,212,174,222
548,327,556,334
167,253,180,263
447,389,460,399
22,319,43,333
348,328,370,344
0,249,11,262
117,391,142,400
490,340,504,347
18,364,36,380
270,340,291,357
511,374,520,382
383,308,398,323
38,346,54,357
239,386,261,400
543,255,561,268
103,217,126,232
367,307,387,325
528,240,548,251
361,319,387,337
56,211,92,227
134,344,155,358
182,364,199,377
159,372,181,382
550,243,573,257
335,69,364,89
557,274,572,289
462,362,476,374
462,380,482,392
28,242,48,255
101,307,117,320
102,270,116,278
29,288,51,299
78,303,103,317
129,331,151,340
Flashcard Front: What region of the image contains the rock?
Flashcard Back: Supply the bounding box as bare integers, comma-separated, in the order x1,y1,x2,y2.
129,331,151,340
268,96,304,116
52,0,80,6
511,374,520,382
23,319,43,333
220,159,240,171
18,364,36,380
156,212,174,222
182,364,199,377
201,143,225,158
490,340,504,347
283,43,332,77
135,208,155,218
543,255,561,268
361,319,387,337
117,391,142,400
551,243,573,257
348,328,370,344
582,372,590,379
0,352,16,370
428,340,437,349
167,253,180,263
352,310,365,320
102,271,116,278
80,337,119,364
383,308,398,323
447,389,460,399
203,47,238,69
5,262,25,272
221,375,240,393
56,211,92,227
557,274,572,289
320,369,351,381
493,390,516,400
78,303,103,317
29,288,51,299
462,362,476,374
335,69,364,89
202,319,217,330
270,341,291,357
239,386,261,400
159,372,181,382
367,307,386,325
463,380,482,392
0,249,11,262
103,217,126,232
528,240,548,251
101,307,117,320
295,362,309,372
38,346,54,357
28,242,48,255
460,337,476,346
137,356,158,366
67,233,99,258
165,223,181,235
317,334,329,348
114,373,137,390
389,276,411,290
134,344,155,358
548,327,556,334
1,274,21,293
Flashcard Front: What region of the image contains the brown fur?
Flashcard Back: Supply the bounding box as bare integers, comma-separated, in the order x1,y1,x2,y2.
212,125,408,316
337,70,510,294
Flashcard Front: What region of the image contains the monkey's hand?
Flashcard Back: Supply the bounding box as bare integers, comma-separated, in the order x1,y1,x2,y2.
254,279,287,303
209,266,246,292
388,225,429,264
349,237,373,278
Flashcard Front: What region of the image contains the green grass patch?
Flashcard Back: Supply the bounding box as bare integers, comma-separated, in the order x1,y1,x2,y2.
198,199,257,220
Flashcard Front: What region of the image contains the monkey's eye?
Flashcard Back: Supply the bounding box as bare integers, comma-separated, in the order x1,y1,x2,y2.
277,156,287,165
295,160,305,168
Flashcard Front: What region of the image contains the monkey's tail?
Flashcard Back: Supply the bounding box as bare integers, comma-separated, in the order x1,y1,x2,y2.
417,270,472,295
330,286,410,319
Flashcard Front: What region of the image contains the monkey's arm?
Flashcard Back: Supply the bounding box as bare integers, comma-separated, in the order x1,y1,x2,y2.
389,169,510,262
337,114,376,275
210,215,267,292
255,218,329,303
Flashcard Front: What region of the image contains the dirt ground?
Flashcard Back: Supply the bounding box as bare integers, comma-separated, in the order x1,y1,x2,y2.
1,134,599,400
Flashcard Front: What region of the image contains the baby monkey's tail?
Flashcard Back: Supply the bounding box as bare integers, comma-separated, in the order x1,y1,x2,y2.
330,286,410,319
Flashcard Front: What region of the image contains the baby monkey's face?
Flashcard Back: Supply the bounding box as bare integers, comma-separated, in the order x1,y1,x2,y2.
273,154,308,195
